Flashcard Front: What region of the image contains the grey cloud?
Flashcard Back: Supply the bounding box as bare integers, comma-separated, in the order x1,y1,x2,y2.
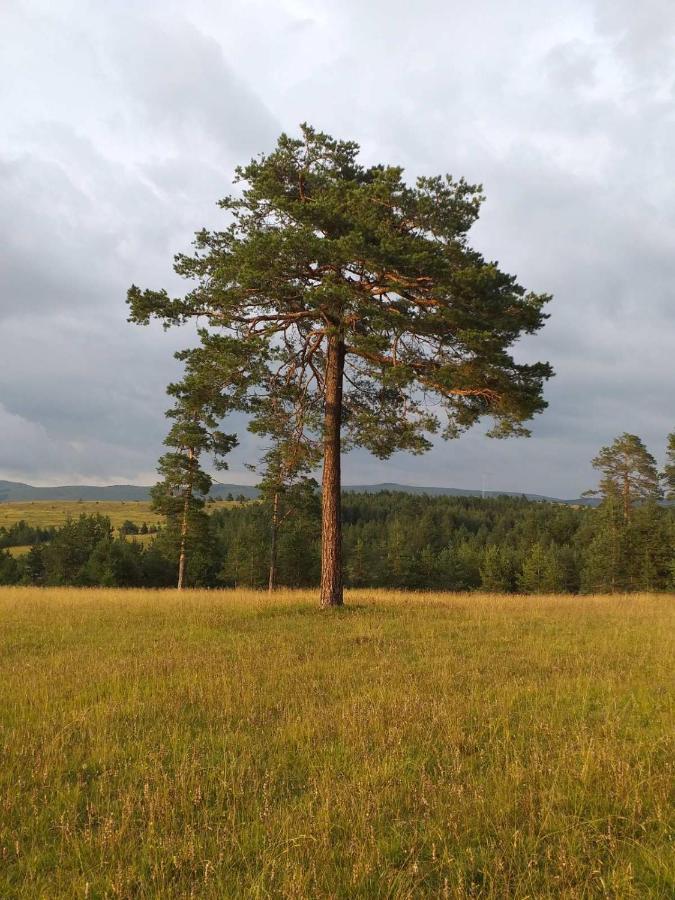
0,401,158,485
0,0,673,495
102,16,278,159
591,0,675,77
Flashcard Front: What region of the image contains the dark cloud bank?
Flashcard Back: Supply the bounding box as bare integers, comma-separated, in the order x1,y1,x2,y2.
0,0,673,497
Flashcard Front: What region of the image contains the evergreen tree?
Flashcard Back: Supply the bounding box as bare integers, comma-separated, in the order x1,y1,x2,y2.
249,382,321,591
480,544,514,592
128,124,553,606
417,545,441,589
22,545,45,585
119,519,140,535
83,538,144,587
0,550,20,585
139,543,176,587
581,434,670,592
277,510,321,586
628,501,672,592
557,545,581,594
584,433,662,520
663,431,675,500
518,542,564,593
0,520,51,549
10,489,664,592
152,363,237,590
435,541,481,590
346,537,370,587
219,520,268,587
580,492,626,593
42,515,114,585
385,519,416,588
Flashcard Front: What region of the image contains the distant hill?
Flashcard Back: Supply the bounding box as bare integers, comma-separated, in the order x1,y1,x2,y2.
342,483,562,502
0,480,259,502
0,480,152,502
0,479,598,505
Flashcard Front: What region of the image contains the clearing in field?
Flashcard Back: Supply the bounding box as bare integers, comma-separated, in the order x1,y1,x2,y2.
1,501,165,558
0,588,673,898
0,500,163,530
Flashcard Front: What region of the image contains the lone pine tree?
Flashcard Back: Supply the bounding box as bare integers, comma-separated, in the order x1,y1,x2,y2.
128,124,553,606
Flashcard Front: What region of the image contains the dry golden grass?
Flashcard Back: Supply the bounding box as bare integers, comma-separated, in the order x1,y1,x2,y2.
0,500,163,530
5,545,31,558
0,499,243,536
0,587,673,898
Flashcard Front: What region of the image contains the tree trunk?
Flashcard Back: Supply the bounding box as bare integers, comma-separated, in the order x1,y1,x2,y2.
320,332,345,607
177,498,188,590
177,449,195,591
622,474,630,521
268,489,280,593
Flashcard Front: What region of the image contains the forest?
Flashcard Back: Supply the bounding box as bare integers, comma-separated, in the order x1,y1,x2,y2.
1,487,672,593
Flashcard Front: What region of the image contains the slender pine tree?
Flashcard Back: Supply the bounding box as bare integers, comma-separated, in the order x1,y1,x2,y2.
152,361,237,590
584,433,662,520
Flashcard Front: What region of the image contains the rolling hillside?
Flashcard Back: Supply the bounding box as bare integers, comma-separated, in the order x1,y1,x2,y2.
0,479,598,505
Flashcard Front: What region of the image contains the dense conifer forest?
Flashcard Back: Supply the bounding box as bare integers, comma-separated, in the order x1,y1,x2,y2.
1,491,672,593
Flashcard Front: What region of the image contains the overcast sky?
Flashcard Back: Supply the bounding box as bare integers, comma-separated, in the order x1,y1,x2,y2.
1,0,673,498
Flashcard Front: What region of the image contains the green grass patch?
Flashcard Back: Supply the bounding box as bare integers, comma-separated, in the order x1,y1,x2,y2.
0,588,672,897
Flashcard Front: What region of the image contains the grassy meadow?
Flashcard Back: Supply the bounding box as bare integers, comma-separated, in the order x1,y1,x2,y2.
0,588,673,898
1,500,248,557
1,501,164,558
0,500,163,530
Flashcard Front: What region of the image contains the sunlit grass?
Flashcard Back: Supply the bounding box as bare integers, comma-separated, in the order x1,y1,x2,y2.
0,500,164,530
6,545,32,557
0,499,245,532
0,588,672,897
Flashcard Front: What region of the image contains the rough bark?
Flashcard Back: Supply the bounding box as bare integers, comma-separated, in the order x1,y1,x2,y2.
622,474,630,521
177,500,188,590
320,333,345,607
268,489,280,593
177,449,194,591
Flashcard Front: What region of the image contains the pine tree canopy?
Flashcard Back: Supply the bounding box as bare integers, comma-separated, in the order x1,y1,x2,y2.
663,431,675,500
585,432,662,518
128,124,553,451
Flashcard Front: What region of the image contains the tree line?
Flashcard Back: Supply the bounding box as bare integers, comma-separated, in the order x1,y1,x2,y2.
215,483,673,593
0,515,176,588
0,521,56,549
1,430,672,592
